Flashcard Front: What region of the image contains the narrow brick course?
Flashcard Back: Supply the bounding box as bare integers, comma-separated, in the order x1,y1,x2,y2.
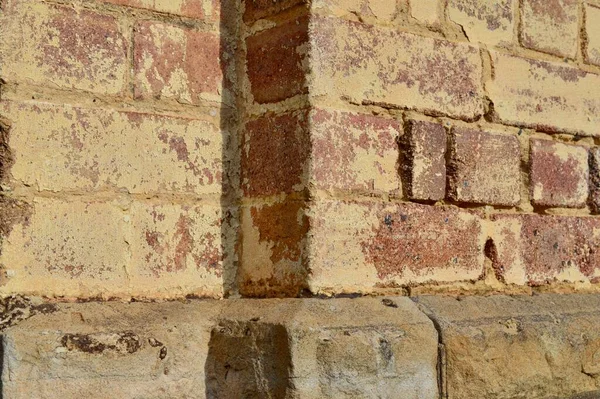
103,0,220,20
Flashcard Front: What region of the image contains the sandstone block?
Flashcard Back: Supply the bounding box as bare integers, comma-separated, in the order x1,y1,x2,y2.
530,138,588,208
214,297,439,398
129,202,223,299
307,200,485,294
0,198,129,298
311,17,484,120
134,21,223,104
448,127,521,206
490,213,600,285
1,301,222,398
447,0,514,47
103,0,220,20
487,52,600,136
246,16,309,103
416,294,600,399
312,0,402,22
0,101,222,195
401,120,447,202
585,4,600,66
520,0,579,58
0,1,127,95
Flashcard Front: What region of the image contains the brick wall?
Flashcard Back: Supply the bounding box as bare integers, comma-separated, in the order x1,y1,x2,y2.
1,0,600,299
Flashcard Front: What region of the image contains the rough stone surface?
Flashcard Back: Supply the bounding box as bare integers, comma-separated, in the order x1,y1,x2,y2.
520,0,579,58
307,200,485,294
409,0,441,25
448,127,521,206
530,138,589,208
447,0,514,46
487,51,600,136
310,17,484,120
401,120,447,202
490,213,600,285
1,298,438,399
585,4,600,66
416,294,600,399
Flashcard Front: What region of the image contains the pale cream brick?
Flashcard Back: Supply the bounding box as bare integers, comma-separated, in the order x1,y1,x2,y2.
448,0,515,47
104,0,220,21
0,1,128,95
487,51,600,136
1,101,222,195
520,0,579,58
129,202,223,299
310,16,484,120
0,198,129,297
585,4,600,66
409,0,441,25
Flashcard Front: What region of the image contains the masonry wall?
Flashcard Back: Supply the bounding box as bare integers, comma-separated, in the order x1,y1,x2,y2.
2,0,600,300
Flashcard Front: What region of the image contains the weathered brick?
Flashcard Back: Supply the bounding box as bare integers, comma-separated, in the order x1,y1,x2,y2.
1,101,222,195
312,0,401,22
129,202,222,298
491,213,600,285
487,52,600,136
401,120,447,202
243,0,306,22
530,138,588,208
241,110,310,198
0,198,129,297
134,21,222,104
585,4,600,66
311,109,401,194
308,200,485,293
103,0,220,20
520,0,579,58
239,200,309,297
590,147,600,213
311,17,484,120
448,127,521,206
447,0,514,46
409,0,441,25
246,17,309,103
0,2,127,95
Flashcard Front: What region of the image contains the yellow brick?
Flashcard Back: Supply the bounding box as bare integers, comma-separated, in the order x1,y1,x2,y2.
585,4,600,66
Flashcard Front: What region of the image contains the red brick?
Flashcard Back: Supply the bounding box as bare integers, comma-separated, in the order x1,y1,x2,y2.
530,139,588,208
491,214,600,285
0,2,128,95
243,0,305,22
134,21,222,104
241,110,310,198
448,127,521,206
590,147,600,214
311,17,484,120
402,120,447,202
520,0,579,58
311,109,402,194
246,17,309,104
239,200,309,297
308,200,485,291
103,0,220,20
